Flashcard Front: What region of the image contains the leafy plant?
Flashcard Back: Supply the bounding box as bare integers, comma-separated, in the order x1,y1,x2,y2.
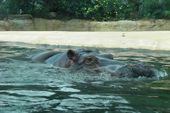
0,0,170,20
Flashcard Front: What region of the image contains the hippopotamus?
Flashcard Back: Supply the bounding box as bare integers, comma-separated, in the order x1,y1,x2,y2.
32,49,155,78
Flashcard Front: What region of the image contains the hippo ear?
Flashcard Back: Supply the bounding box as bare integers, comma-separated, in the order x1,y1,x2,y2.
67,50,77,60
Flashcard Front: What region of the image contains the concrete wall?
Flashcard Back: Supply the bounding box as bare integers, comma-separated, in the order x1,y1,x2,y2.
0,19,170,31
0,31,170,50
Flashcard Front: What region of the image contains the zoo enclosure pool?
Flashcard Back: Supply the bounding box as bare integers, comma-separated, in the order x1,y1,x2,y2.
0,32,170,113
0,41,170,113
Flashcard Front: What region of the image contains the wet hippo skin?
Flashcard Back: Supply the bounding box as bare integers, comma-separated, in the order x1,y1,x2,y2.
32,49,155,78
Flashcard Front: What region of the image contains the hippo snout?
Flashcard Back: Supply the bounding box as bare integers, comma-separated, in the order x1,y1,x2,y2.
116,64,155,78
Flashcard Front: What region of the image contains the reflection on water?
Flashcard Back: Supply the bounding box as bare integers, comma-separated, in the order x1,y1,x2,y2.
0,42,170,113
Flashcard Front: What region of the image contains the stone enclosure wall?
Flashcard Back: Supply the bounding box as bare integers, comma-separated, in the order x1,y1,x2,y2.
0,18,170,31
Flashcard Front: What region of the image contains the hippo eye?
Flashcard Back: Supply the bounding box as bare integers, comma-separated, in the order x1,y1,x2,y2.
84,56,97,65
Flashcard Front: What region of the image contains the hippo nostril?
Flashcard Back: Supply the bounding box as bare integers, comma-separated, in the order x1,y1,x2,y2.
94,69,102,73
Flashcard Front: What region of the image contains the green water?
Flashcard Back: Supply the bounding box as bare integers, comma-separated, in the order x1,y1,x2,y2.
0,42,170,113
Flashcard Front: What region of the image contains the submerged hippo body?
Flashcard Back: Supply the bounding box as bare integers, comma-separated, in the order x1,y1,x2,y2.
32,49,155,78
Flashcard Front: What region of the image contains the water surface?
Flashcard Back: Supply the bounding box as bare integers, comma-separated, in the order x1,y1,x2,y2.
0,42,170,113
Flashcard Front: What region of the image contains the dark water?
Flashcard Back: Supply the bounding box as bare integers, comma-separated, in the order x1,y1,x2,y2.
0,42,170,113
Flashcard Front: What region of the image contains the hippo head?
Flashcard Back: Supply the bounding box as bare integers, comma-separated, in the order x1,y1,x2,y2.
66,49,155,77
66,49,113,72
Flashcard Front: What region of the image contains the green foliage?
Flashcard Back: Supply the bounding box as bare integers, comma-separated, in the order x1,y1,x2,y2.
0,0,8,19
0,0,49,17
56,0,116,20
163,10,170,18
139,0,170,19
114,0,140,19
0,0,170,20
